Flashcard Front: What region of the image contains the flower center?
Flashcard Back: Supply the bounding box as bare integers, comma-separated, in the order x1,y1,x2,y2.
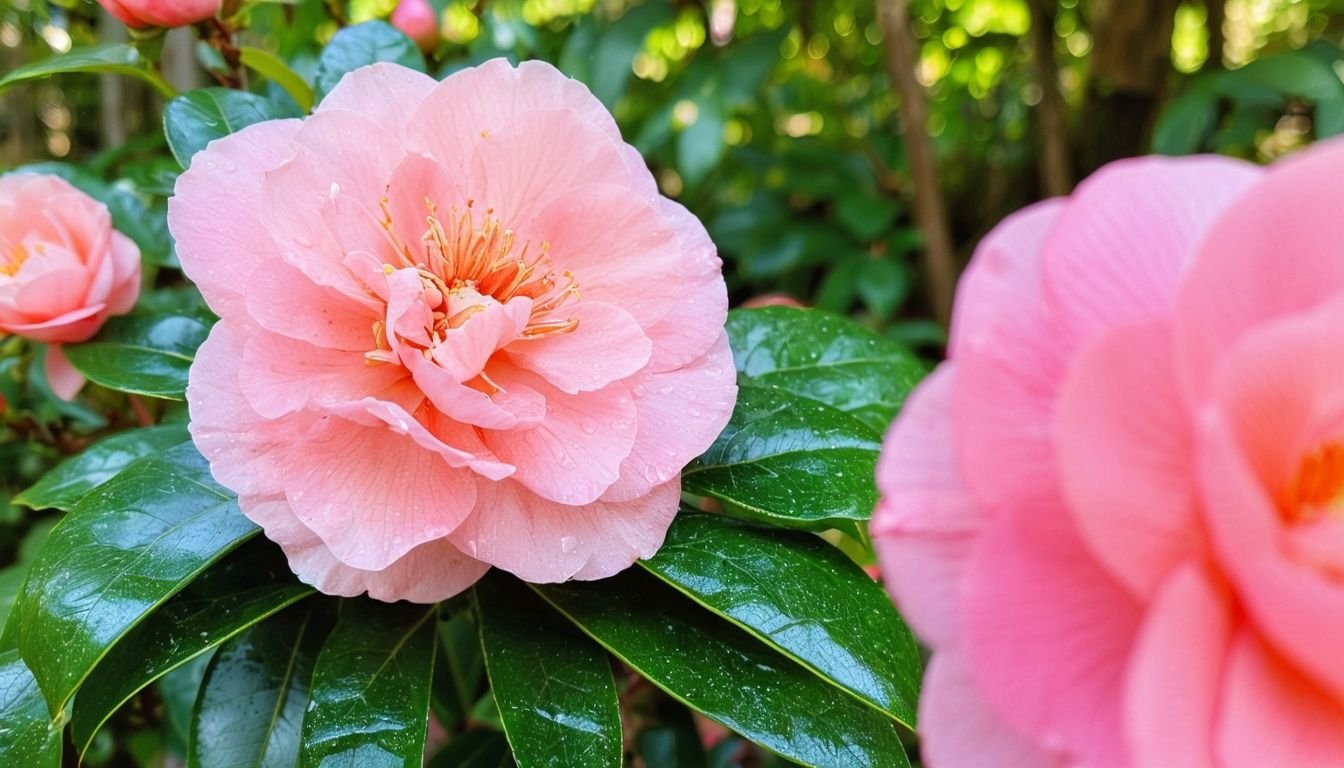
1,243,30,278
1281,441,1344,524
365,197,581,369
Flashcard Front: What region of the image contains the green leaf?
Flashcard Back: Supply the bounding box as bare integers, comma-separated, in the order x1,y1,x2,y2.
164,88,299,168
15,424,189,511
0,43,174,97
1152,87,1218,155
533,571,911,768
191,602,333,768
160,653,213,756
300,600,439,768
71,539,314,755
683,384,881,529
726,307,926,433
0,650,61,768
476,575,621,768
63,311,214,400
0,518,56,639
240,46,316,113
678,96,726,188
429,730,514,768
11,443,256,713
640,514,920,727
313,21,425,102
637,701,706,768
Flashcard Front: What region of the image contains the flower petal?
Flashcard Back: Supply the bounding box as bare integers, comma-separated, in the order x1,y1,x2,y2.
240,330,409,418
506,301,651,394
315,61,437,142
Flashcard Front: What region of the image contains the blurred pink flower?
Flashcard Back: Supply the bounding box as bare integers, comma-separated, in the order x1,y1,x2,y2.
0,174,141,399
391,0,439,52
875,141,1344,766
740,293,804,309
169,60,734,603
98,0,220,28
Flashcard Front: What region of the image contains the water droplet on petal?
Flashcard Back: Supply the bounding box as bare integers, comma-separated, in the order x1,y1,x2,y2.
580,419,597,434
560,535,577,553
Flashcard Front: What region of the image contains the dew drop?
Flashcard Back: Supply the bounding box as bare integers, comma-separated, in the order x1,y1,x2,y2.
560,535,577,554
580,419,598,434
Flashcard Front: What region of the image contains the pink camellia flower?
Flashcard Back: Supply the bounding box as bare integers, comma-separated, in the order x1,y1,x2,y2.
391,0,440,52
169,60,735,603
0,174,141,399
874,139,1344,766
98,0,220,28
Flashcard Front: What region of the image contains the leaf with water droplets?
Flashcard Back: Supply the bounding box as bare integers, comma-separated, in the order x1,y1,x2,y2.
313,21,425,102
684,383,881,529
164,88,300,168
476,574,620,768
15,424,189,512
0,650,61,767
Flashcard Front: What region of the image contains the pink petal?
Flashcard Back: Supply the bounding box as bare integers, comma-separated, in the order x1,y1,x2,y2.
321,395,513,479
949,201,1071,512
481,371,637,505
169,118,301,320
1039,155,1260,349
246,495,489,603
43,344,85,400
315,62,437,142
1196,408,1344,702
1176,137,1344,399
244,259,381,351
430,297,532,382
642,197,728,371
506,301,651,394
13,266,93,323
466,109,632,226
448,477,680,582
1124,564,1233,768
282,411,478,570
600,331,736,502
187,322,313,497
105,232,141,315
0,302,106,344
919,651,1061,768
240,330,408,418
404,351,544,430
872,365,982,647
961,506,1142,768
1216,630,1344,766
1054,321,1202,599
406,58,624,182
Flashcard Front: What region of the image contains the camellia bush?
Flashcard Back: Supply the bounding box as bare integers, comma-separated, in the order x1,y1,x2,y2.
0,3,928,767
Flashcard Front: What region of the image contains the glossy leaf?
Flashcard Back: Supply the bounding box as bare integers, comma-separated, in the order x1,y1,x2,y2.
0,518,56,638
240,46,315,113
476,575,621,768
432,610,485,732
191,602,333,768
683,384,881,528
0,44,174,97
726,307,926,432
640,514,920,726
11,443,256,713
160,653,213,756
533,571,911,768
429,730,514,768
313,21,424,102
63,311,214,400
71,539,314,754
164,88,299,168
0,650,61,768
15,424,189,511
300,600,439,768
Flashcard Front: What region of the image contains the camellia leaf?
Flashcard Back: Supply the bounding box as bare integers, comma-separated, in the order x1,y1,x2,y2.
0,518,56,637
639,513,920,727
432,610,485,732
533,571,911,768
0,43,174,97
683,383,881,529
191,601,334,768
164,88,299,168
160,653,213,757
313,21,425,102
239,46,316,113
14,424,189,511
62,311,214,400
727,307,926,432
300,600,439,768
11,443,257,713
476,575,621,768
0,650,61,768
70,539,315,755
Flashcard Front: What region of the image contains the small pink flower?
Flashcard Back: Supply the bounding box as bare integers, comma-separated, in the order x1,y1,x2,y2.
169,60,735,603
0,174,141,399
391,0,440,52
875,141,1344,766
98,0,220,28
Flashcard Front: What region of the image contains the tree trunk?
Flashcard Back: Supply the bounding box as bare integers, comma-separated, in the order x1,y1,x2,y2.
876,0,957,327
1080,0,1183,173
1028,0,1072,196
